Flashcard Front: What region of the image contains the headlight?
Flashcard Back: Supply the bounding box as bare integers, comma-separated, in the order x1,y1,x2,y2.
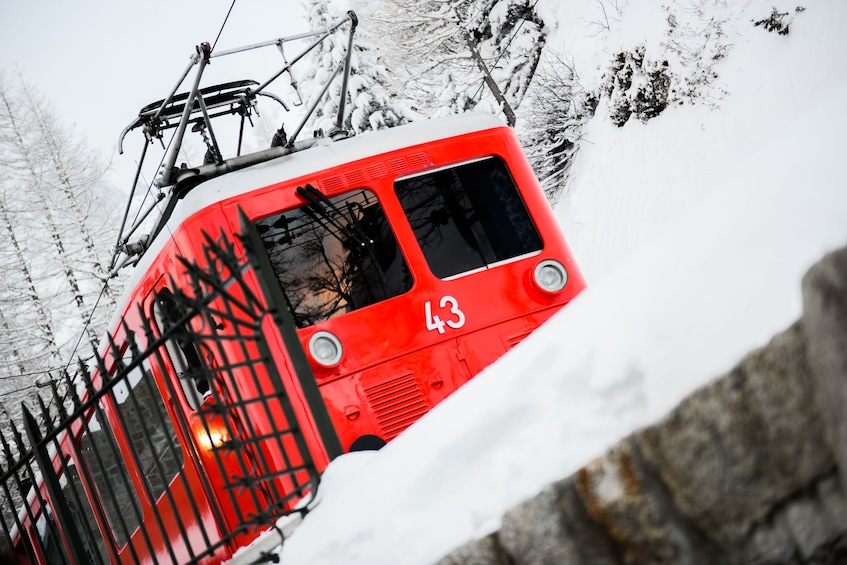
195,418,232,452
533,259,568,293
308,331,343,367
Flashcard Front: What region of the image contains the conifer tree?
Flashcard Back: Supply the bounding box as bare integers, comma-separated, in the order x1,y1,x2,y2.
0,76,66,374
0,71,122,408
371,0,546,120
20,80,117,311
299,0,418,137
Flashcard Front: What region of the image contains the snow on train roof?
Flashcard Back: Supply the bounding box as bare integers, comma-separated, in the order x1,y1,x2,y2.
113,112,508,326
158,111,504,251
179,111,507,217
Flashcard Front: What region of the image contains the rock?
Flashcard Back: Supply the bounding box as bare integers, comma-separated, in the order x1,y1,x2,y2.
497,477,618,565
439,244,847,564
802,245,847,491
437,534,511,565
636,321,833,548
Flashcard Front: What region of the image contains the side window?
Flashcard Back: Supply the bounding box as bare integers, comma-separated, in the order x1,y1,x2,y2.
154,288,209,410
61,458,108,564
34,505,67,565
255,188,413,327
22,461,104,564
78,358,184,549
394,156,543,279
112,359,184,501
79,410,141,548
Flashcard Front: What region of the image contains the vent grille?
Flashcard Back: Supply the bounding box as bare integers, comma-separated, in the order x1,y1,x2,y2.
345,169,367,186
366,162,388,179
319,153,432,194
407,152,431,169
364,372,428,439
387,158,408,174
321,176,345,192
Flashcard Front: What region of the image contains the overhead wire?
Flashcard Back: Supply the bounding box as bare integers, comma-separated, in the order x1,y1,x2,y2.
0,355,94,381
213,0,238,52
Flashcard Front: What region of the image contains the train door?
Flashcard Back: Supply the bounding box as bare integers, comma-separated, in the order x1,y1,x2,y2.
146,249,329,555
66,303,230,564
150,283,276,549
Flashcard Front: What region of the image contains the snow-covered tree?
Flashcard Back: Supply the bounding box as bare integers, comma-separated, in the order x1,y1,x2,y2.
518,50,597,202
0,76,66,374
0,70,122,409
299,0,418,137
19,79,118,313
465,0,546,108
371,0,546,121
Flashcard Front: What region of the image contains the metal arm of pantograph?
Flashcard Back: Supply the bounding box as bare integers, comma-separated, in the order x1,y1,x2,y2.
111,11,359,273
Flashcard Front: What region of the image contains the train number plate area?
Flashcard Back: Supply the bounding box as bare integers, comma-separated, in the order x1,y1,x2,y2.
425,296,467,334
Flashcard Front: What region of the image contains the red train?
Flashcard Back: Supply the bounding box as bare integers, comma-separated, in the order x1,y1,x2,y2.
1,15,584,565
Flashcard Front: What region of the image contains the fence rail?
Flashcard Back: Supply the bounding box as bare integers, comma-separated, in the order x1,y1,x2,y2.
0,217,339,564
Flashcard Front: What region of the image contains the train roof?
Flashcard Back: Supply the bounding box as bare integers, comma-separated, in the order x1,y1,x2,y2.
115,112,509,324
171,111,508,223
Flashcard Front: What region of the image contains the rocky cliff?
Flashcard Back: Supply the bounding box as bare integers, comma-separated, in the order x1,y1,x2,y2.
439,245,847,564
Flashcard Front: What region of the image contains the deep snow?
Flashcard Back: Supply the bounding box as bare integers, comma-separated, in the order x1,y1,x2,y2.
232,0,844,562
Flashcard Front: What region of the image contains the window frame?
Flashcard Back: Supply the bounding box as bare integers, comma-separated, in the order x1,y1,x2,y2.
254,186,414,328
152,287,210,411
393,155,543,281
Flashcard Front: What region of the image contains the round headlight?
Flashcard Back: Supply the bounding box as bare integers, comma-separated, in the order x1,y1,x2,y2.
533,259,568,293
308,331,343,367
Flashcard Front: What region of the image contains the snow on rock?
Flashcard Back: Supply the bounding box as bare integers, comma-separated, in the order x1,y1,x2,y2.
274,83,846,565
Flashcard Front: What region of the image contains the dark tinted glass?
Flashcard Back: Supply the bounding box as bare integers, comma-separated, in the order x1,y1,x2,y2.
394,157,542,279
256,189,412,328
34,506,68,565
112,362,184,500
63,459,109,563
79,411,140,548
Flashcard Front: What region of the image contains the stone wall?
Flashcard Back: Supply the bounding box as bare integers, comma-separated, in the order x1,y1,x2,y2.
439,246,847,565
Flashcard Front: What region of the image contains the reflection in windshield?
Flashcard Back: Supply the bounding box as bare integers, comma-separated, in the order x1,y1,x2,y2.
395,157,542,279
256,187,412,328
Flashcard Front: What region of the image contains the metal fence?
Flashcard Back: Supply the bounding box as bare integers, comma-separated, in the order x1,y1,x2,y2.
0,213,341,564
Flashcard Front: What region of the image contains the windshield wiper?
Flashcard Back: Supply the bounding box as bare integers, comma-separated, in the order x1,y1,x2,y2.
296,184,373,249
295,184,391,294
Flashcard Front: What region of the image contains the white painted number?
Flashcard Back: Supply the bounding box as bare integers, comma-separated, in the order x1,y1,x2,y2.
425,295,466,334
425,300,446,334
440,295,466,329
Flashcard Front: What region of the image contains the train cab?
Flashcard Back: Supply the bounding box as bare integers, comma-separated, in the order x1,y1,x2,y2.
1,16,585,564
199,112,586,450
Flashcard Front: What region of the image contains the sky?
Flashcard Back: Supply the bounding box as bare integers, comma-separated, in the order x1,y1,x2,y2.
0,1,308,184
222,0,845,563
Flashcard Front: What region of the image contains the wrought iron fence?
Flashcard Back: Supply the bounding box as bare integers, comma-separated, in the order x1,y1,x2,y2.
0,213,341,564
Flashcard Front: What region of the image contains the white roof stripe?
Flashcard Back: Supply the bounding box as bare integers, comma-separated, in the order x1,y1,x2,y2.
114,112,508,324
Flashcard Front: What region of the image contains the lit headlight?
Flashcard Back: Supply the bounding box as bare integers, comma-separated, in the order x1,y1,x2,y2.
197,423,231,451
533,259,568,293
308,331,343,367
194,416,232,452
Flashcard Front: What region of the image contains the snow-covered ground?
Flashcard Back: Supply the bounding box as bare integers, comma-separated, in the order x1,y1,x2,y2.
235,0,847,563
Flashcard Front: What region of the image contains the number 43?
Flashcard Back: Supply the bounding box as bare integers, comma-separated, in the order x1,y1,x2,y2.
425,295,466,334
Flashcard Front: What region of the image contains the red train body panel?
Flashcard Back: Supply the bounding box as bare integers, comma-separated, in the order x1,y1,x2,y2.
7,112,584,564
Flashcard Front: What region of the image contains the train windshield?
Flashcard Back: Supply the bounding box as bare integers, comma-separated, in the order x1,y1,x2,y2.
256,188,412,328
394,156,542,279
